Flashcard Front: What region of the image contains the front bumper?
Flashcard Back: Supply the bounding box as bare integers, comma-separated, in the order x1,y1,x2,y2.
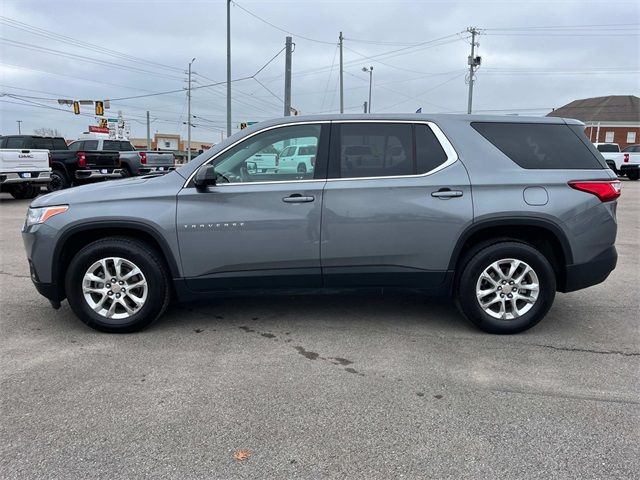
560,245,617,292
0,171,52,184
75,169,123,180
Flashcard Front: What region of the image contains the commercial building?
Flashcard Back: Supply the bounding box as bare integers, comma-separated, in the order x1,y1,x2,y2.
547,95,640,149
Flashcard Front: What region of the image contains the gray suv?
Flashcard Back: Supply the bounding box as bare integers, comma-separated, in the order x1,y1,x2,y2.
22,114,620,334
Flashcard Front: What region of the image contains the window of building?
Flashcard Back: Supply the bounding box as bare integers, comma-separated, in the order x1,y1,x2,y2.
164,141,171,149
605,131,615,143
627,132,637,144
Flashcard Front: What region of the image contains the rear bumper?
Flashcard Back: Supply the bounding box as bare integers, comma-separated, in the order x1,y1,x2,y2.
560,246,617,293
619,164,639,173
138,166,175,175
75,169,123,180
0,171,51,184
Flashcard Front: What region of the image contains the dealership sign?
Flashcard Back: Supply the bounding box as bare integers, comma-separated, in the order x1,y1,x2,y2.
88,126,110,134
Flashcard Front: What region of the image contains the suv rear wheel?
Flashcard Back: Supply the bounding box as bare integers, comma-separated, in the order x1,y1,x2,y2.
456,241,556,334
65,237,170,333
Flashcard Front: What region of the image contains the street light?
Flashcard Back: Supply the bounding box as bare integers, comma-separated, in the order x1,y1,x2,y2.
362,66,373,113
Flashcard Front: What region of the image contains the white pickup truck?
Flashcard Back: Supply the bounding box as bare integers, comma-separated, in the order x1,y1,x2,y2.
594,143,640,181
0,137,51,199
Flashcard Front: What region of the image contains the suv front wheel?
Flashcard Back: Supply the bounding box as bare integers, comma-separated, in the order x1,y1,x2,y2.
456,241,556,334
65,237,170,333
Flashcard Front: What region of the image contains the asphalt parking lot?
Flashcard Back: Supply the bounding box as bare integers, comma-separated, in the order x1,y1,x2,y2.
1,182,638,479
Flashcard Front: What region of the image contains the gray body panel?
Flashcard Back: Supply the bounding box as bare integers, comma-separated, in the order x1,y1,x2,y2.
23,113,618,303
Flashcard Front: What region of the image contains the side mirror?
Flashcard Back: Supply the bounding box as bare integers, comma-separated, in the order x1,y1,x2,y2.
245,160,257,173
194,164,217,190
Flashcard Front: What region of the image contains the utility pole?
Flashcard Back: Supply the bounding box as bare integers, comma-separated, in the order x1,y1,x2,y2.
16,120,22,134
226,0,232,137
339,31,344,114
146,111,151,150
284,36,292,116
187,57,196,162
363,101,367,113
362,66,373,113
466,27,481,114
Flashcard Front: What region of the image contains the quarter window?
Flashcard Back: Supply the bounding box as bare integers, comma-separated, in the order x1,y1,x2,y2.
415,124,448,174
338,123,413,178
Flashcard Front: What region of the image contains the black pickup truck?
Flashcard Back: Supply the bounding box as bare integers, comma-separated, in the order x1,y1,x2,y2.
0,136,121,191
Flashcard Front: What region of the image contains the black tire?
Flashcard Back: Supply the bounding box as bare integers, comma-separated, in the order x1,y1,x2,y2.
297,163,307,173
456,241,556,334
9,184,39,199
65,237,171,333
605,161,618,174
120,166,132,178
627,170,639,181
47,170,69,192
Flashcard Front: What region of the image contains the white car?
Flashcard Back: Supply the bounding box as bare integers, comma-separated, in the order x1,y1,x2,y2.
276,144,317,174
0,136,51,199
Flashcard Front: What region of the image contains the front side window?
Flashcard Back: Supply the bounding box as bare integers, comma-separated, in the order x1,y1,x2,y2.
206,124,322,184
103,140,120,151
338,123,413,178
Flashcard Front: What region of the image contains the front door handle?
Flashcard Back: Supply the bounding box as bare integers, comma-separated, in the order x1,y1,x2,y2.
431,188,463,199
283,194,315,203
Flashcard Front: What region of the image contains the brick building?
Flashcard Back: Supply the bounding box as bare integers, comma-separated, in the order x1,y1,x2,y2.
547,95,639,149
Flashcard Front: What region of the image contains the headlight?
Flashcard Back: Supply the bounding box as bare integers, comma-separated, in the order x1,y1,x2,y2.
25,205,69,227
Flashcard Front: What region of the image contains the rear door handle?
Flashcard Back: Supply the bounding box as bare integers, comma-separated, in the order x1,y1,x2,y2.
283,194,315,203
431,188,463,199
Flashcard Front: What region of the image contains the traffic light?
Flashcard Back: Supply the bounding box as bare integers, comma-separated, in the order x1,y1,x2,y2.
73,101,80,115
95,101,104,116
240,122,248,130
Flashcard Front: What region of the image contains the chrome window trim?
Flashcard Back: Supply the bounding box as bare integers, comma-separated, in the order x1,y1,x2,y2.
183,119,459,188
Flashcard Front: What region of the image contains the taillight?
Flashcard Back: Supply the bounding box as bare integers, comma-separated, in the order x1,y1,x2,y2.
568,180,621,202
139,152,147,164
310,156,315,167
76,152,86,167
48,152,53,166
623,153,629,163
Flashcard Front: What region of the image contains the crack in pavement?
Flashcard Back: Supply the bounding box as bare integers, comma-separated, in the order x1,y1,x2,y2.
531,343,639,357
0,271,30,279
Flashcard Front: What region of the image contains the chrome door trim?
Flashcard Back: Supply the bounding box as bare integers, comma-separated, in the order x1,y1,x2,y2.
184,120,459,188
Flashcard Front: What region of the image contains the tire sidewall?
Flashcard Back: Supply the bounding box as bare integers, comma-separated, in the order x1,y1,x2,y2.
65,240,168,333
458,242,556,334
48,170,68,192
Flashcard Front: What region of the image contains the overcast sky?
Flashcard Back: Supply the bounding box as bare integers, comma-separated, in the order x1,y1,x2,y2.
1,0,638,142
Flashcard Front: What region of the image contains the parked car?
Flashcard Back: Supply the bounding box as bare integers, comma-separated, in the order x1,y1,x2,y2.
22,114,619,334
622,144,640,153
0,136,51,199
71,137,175,177
276,144,317,173
0,136,122,191
594,142,640,180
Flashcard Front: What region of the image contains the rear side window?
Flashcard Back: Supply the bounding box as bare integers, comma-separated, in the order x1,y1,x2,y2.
68,142,82,151
103,140,120,150
596,144,619,153
298,145,317,156
6,137,26,148
415,125,447,174
32,137,54,149
120,141,135,151
338,123,413,178
472,122,604,169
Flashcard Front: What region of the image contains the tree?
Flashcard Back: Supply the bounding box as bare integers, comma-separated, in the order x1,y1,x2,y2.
33,127,62,137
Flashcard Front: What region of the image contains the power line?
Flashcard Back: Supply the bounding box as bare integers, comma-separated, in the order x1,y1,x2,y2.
230,1,335,45
0,16,184,73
